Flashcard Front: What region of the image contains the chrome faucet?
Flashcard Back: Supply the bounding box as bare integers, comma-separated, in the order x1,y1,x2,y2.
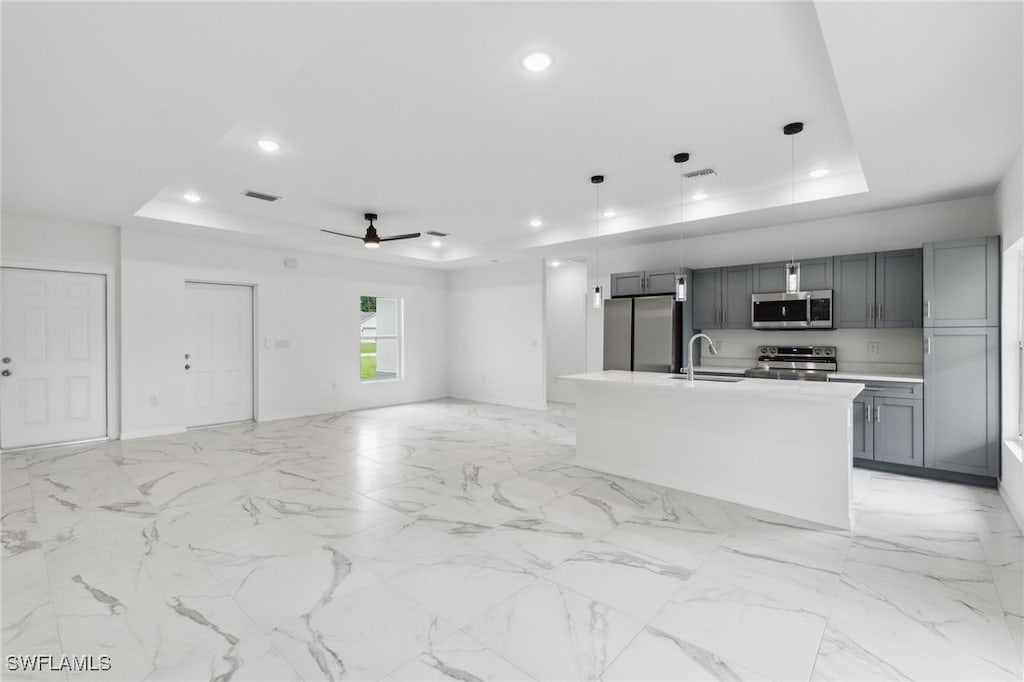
686,333,719,385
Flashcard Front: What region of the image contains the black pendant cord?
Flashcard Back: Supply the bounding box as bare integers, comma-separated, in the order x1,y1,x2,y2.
791,132,796,266
679,171,685,267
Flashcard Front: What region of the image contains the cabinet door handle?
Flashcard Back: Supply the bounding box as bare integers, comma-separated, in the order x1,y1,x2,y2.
925,337,931,354
868,302,874,321
862,387,884,391
925,300,931,318
877,303,884,322
865,405,871,423
875,406,881,423
722,308,727,326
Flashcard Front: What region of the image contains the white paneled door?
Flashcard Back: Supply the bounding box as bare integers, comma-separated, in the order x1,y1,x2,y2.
0,268,107,449
184,282,254,427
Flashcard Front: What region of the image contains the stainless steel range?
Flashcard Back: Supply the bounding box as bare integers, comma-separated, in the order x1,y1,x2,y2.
744,345,837,382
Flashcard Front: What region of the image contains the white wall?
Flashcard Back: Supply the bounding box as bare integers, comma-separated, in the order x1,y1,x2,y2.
585,195,996,370
996,146,1024,530
544,260,587,403
119,225,448,437
448,260,546,410
1,212,122,439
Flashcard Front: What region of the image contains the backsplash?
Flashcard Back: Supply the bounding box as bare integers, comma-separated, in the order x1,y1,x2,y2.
697,328,924,375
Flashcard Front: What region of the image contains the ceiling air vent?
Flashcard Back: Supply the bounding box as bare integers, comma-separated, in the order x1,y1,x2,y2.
683,168,717,179
425,230,449,237
243,190,280,202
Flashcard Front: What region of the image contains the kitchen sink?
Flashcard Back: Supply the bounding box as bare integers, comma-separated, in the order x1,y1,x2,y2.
669,375,744,383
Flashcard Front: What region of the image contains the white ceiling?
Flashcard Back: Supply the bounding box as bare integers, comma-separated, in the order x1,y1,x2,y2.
3,2,1021,268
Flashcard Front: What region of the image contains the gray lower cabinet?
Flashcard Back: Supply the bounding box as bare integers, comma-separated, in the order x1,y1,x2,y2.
924,327,1000,477
838,381,923,467
874,396,923,466
851,395,874,459
752,257,833,293
924,236,1000,327
834,249,922,328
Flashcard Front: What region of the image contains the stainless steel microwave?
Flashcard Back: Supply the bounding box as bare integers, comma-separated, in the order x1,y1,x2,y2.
751,290,833,330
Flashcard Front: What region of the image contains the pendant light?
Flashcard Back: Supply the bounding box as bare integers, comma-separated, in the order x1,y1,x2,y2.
783,121,803,293
673,152,690,301
591,174,604,309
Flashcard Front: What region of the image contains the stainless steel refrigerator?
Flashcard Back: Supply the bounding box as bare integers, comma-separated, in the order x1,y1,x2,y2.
603,293,694,373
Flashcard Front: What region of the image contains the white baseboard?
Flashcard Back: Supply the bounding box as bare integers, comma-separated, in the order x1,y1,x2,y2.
120,426,184,440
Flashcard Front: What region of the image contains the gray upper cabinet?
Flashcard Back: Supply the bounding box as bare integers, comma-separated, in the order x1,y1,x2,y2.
834,253,876,328
752,258,833,293
721,265,753,329
923,236,1000,327
692,268,721,330
609,271,645,298
834,249,922,329
924,326,999,478
646,270,680,296
610,269,679,298
695,265,751,330
876,249,923,328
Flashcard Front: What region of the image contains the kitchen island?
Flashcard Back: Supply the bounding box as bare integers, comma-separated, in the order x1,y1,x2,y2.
561,371,864,529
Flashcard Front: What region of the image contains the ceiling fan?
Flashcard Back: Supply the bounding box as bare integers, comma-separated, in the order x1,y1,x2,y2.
321,213,421,249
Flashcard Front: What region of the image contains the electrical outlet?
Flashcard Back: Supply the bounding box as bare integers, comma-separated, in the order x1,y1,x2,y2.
868,341,880,356
149,395,158,406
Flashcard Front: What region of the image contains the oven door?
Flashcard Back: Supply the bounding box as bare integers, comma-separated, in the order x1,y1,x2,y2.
751,292,810,329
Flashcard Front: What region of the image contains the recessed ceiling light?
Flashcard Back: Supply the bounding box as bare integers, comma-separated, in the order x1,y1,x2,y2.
551,260,561,267
691,192,708,201
257,139,281,152
431,240,442,247
183,193,201,203
809,168,830,178
529,218,543,228
602,210,616,218
521,52,553,72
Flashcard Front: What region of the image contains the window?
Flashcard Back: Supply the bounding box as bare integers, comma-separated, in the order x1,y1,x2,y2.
360,295,403,381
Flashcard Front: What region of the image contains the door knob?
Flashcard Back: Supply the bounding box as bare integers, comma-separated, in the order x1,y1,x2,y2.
1,357,10,363
1,369,11,377
184,364,191,370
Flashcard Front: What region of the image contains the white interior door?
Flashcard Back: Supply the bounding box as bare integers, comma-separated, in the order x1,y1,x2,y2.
1,268,107,449
184,282,254,427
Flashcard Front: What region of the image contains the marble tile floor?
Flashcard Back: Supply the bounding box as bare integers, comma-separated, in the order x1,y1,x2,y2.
1,398,1021,681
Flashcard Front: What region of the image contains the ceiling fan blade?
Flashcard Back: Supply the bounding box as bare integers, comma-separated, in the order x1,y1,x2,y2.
379,232,422,242
321,228,366,241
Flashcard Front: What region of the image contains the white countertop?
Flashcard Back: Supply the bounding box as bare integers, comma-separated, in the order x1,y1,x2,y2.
561,370,863,401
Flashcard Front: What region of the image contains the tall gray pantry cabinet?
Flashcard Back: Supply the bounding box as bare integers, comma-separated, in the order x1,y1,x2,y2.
923,236,1001,479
